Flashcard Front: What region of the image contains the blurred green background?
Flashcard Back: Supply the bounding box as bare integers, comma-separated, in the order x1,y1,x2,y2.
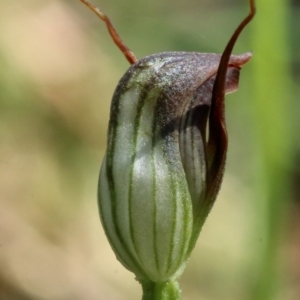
0,0,299,299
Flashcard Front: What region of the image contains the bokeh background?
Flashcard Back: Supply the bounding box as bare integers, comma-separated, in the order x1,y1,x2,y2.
0,0,299,299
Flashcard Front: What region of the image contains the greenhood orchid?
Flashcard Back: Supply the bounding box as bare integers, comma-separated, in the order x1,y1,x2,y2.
79,0,256,299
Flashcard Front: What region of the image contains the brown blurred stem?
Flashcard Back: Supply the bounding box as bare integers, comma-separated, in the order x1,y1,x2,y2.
79,0,137,64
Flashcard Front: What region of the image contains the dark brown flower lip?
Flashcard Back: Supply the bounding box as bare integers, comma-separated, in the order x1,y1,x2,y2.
228,52,252,67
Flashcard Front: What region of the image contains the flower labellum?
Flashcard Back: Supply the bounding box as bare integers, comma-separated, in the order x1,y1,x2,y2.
80,0,256,299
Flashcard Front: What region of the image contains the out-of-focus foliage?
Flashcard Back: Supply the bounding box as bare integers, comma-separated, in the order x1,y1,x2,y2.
0,0,298,299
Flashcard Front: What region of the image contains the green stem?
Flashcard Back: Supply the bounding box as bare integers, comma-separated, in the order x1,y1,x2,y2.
250,0,292,299
140,281,181,300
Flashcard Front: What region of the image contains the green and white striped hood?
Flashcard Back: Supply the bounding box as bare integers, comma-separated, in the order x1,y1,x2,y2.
98,51,251,282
